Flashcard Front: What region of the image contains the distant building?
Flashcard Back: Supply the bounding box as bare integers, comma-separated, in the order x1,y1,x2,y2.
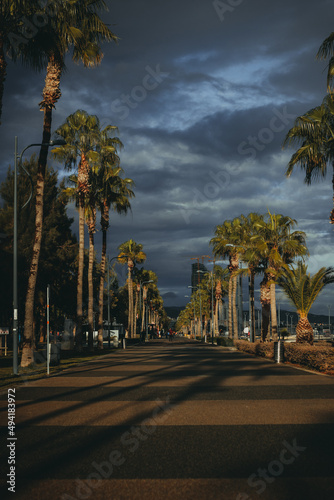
191,263,208,291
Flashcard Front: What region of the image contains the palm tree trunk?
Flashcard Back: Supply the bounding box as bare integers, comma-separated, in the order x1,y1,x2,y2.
87,228,94,350
260,276,271,341
76,200,85,351
97,228,107,349
228,274,233,340
133,286,139,337
270,281,278,341
232,274,238,341
21,108,52,367
127,263,133,338
296,313,314,344
249,270,256,342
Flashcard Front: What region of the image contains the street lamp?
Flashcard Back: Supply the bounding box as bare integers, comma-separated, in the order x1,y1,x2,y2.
328,305,331,334
13,137,66,375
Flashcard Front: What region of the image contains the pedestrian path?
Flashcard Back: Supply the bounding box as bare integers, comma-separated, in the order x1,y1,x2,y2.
1,338,334,499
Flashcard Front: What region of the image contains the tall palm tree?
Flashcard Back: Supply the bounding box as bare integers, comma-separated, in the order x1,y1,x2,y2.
253,211,308,341
117,240,146,338
21,2,117,366
96,166,134,349
278,262,334,344
211,217,248,341
283,94,334,222
53,110,101,350
240,213,265,342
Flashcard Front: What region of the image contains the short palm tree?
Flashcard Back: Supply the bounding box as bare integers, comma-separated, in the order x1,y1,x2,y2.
117,240,146,338
278,262,334,344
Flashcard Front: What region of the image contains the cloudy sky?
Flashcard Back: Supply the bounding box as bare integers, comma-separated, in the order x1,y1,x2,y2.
1,0,334,315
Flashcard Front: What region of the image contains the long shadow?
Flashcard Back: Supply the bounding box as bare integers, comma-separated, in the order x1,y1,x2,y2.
2,338,334,498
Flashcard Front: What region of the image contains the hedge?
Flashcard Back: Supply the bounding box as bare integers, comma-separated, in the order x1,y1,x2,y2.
234,340,275,359
283,342,334,375
234,340,334,375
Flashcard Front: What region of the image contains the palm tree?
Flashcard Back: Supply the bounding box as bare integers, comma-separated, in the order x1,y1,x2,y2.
21,2,117,366
317,32,334,91
211,217,248,341
96,164,134,349
53,110,101,350
241,213,265,342
117,240,146,338
253,211,308,341
283,94,334,222
278,262,334,344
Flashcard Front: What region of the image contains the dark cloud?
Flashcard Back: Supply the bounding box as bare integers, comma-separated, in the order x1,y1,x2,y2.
1,0,334,314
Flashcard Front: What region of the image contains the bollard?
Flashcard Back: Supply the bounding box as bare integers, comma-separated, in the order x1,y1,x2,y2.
122,338,126,349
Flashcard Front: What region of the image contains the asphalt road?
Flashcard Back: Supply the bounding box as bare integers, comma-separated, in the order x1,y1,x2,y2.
1,338,334,500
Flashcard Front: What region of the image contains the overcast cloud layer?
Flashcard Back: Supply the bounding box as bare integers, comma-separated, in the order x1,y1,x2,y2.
1,0,334,315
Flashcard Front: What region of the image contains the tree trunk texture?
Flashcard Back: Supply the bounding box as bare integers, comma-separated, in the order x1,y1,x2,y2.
21,107,52,367
97,228,107,349
270,281,278,341
260,276,271,342
228,275,233,340
76,201,85,351
127,262,133,338
87,229,94,350
296,315,314,345
232,274,238,341
249,271,256,342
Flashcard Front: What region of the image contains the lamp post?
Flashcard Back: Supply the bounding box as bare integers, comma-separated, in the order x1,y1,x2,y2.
13,137,66,375
328,305,331,334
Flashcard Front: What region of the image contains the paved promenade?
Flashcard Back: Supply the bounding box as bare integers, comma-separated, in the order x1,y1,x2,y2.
1,338,334,500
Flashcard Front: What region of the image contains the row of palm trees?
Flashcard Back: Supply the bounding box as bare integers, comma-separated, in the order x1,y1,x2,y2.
53,110,135,350
180,211,334,345
1,2,119,366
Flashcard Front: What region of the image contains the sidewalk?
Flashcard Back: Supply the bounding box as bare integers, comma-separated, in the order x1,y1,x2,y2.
1,338,334,499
